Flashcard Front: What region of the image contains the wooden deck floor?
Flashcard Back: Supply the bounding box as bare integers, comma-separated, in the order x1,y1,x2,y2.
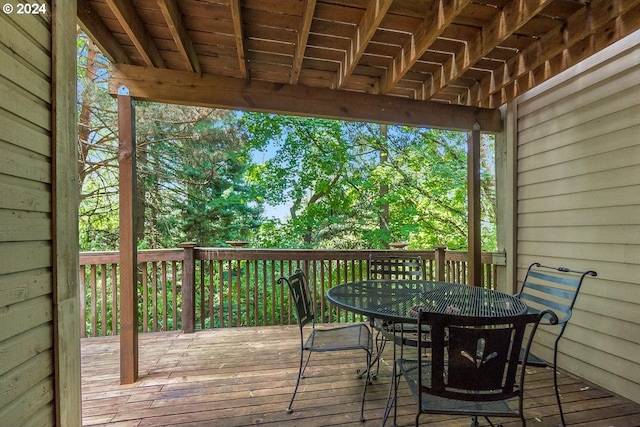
81,326,640,427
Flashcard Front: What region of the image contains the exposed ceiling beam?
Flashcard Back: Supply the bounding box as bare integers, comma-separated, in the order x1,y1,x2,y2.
380,0,471,95
109,64,502,132
336,0,393,88
77,0,131,64
290,0,316,84
497,1,640,107
230,0,248,79
423,0,554,100
106,0,165,68
157,0,201,74
466,0,640,107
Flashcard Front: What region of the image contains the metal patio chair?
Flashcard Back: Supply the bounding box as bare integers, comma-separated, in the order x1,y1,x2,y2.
383,307,557,427
369,254,428,377
516,263,597,426
279,270,373,422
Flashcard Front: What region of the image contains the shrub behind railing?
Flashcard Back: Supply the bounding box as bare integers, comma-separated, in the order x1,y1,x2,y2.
79,246,504,337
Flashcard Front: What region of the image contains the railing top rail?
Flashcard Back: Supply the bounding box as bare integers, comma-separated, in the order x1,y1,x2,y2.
193,248,439,261
79,247,506,265
80,248,184,265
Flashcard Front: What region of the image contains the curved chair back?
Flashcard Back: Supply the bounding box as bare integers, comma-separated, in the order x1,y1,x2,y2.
418,311,535,402
518,263,597,325
281,270,314,329
369,254,424,280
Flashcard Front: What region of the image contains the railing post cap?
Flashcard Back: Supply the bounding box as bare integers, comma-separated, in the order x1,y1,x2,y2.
181,242,197,248
433,246,447,250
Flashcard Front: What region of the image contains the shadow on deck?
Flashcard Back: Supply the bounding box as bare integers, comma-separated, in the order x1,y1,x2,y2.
81,326,640,426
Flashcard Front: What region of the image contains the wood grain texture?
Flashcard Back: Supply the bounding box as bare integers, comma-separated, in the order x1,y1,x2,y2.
80,327,640,427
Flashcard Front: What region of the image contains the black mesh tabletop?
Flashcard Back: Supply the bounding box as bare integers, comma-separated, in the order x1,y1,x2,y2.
326,280,527,323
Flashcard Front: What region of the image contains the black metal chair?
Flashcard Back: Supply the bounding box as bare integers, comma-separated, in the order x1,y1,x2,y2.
279,270,373,421
516,263,597,426
369,254,427,376
383,307,557,427
369,254,425,281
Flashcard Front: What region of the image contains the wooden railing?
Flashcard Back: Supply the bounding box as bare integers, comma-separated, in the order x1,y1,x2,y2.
78,246,505,337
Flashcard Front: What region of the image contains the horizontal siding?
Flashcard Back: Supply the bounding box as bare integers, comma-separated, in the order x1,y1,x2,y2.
0,108,50,157
0,210,52,242
0,7,55,427
0,377,55,427
0,323,53,376
0,349,53,408
515,32,640,404
0,10,51,77
0,142,51,183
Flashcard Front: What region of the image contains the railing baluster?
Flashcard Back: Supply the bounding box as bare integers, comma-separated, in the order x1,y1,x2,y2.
152,261,158,332
142,262,148,333
218,260,224,328
252,260,258,326
172,260,178,330
209,260,216,329
162,261,168,331
79,247,504,335
90,265,97,337
101,264,107,336
79,265,86,338
111,264,118,335
235,260,241,327
199,260,205,330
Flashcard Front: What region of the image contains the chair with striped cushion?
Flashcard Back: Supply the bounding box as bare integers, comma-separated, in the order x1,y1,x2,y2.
517,263,597,426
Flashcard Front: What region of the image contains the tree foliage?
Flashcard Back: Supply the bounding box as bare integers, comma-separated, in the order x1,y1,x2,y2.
77,33,496,253
77,34,260,250
243,115,497,251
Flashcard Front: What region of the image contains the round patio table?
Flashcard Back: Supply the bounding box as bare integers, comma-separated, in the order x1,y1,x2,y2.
326,280,527,322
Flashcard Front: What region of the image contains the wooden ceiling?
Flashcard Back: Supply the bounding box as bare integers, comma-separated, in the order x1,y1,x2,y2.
78,0,640,131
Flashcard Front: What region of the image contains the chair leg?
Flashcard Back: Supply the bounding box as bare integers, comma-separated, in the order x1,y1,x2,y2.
358,351,372,422
553,339,566,427
374,330,387,378
382,361,400,427
286,345,306,414
300,347,312,379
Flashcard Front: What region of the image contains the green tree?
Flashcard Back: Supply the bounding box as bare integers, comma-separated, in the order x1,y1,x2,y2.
77,33,262,250
244,114,497,250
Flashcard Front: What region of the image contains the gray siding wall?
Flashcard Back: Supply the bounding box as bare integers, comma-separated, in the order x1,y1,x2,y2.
515,31,640,403
0,6,56,426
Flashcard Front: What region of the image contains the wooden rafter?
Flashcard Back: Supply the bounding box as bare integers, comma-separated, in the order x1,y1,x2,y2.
336,0,393,89
379,0,470,95
78,0,640,111
106,0,165,68
77,0,131,64
498,2,640,107
423,0,554,100
108,64,502,132
230,0,247,79
466,0,640,107
290,0,316,85
157,0,201,74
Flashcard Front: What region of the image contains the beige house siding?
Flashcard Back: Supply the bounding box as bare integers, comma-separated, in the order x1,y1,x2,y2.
514,31,640,404
0,2,80,426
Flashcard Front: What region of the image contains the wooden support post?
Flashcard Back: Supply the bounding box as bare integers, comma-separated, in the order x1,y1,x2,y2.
434,246,447,281
181,242,196,333
468,122,482,286
52,0,82,423
118,87,138,384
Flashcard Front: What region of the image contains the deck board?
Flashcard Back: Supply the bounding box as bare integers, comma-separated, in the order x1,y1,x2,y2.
81,326,640,426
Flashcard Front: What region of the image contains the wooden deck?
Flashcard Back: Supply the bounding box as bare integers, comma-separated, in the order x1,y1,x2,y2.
81,326,640,427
